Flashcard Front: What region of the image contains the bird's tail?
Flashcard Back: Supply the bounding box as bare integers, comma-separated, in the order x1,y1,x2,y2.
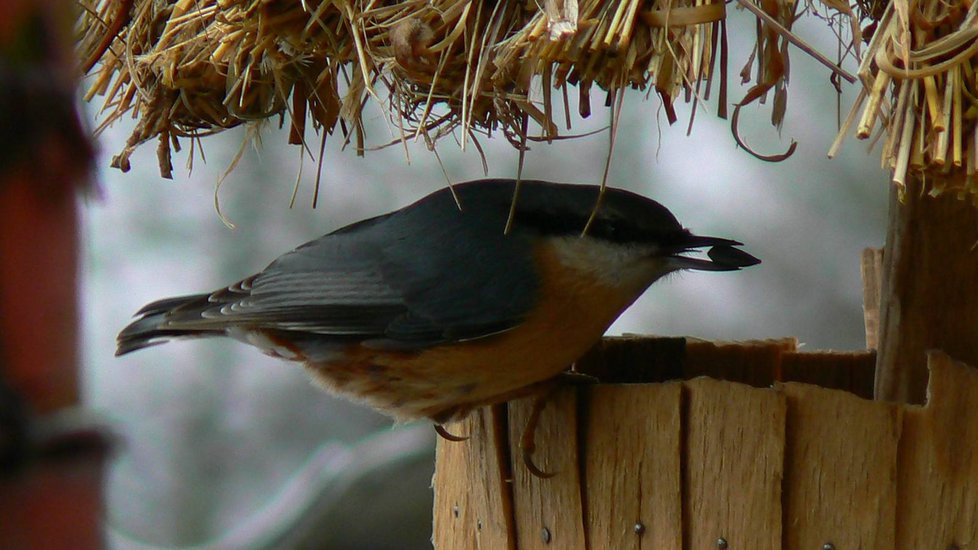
116,294,224,356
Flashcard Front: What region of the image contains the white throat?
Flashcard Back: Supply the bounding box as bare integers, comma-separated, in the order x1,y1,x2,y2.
548,235,676,292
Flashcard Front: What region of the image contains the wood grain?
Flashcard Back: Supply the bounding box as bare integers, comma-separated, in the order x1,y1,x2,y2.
861,248,884,350
685,338,797,388
877,185,978,403
575,336,686,383
507,387,586,550
432,338,978,549
683,377,786,550
582,383,682,550
433,406,515,550
781,382,901,550
896,351,978,549
780,350,876,399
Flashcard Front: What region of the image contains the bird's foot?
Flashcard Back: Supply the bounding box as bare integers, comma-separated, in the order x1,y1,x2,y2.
519,384,560,479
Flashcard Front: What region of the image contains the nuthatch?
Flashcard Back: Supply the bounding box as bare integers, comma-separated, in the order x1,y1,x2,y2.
117,179,759,467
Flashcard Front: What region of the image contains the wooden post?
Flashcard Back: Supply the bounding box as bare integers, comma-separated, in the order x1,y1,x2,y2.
876,181,978,403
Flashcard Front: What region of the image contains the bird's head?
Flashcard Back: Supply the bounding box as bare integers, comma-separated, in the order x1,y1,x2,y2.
450,180,761,290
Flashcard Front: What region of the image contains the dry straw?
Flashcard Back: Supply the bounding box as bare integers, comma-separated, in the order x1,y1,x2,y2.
832,0,978,199
78,0,864,180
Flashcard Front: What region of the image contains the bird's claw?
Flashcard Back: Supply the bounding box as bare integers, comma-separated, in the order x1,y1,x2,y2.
521,445,556,479
433,379,566,478
519,388,557,478
434,424,469,442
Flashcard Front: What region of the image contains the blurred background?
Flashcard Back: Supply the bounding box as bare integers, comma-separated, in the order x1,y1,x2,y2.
80,10,888,549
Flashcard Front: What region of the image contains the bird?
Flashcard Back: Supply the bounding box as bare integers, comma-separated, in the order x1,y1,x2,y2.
117,179,760,471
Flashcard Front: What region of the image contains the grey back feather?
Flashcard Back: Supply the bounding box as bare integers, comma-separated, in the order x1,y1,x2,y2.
118,180,548,353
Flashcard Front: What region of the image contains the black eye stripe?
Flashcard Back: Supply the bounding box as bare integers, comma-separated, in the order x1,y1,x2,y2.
511,208,674,244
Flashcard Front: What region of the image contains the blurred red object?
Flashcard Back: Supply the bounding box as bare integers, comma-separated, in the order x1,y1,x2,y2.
0,0,92,413
0,411,112,549
0,2,108,548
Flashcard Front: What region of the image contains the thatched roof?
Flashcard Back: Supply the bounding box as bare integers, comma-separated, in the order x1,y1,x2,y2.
77,0,978,198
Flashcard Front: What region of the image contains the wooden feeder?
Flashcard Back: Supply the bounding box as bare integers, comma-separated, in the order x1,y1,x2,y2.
433,338,978,549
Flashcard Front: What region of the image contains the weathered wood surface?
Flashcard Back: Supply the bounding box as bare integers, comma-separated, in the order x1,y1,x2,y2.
781,382,901,550
433,406,515,550
780,350,876,399
861,247,884,350
433,339,978,549
684,377,785,550
507,388,586,550
877,186,978,404
583,383,682,550
896,351,978,550
684,338,796,388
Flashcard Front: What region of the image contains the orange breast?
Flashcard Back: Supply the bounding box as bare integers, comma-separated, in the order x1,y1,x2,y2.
301,240,649,422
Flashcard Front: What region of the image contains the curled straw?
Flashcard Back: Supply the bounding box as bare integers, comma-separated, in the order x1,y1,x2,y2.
77,0,862,181
837,0,978,197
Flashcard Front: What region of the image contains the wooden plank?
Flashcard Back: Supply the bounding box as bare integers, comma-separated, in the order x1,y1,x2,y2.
432,406,515,550
683,377,786,550
507,387,586,550
896,351,978,549
877,186,978,403
575,336,686,383
685,338,797,388
780,351,876,399
583,383,682,550
780,382,901,550
861,248,884,350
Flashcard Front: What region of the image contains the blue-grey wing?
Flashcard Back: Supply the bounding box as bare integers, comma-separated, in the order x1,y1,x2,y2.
179,198,540,346
373,203,540,343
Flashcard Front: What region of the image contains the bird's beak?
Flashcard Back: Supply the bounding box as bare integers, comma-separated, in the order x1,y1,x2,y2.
666,235,761,272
